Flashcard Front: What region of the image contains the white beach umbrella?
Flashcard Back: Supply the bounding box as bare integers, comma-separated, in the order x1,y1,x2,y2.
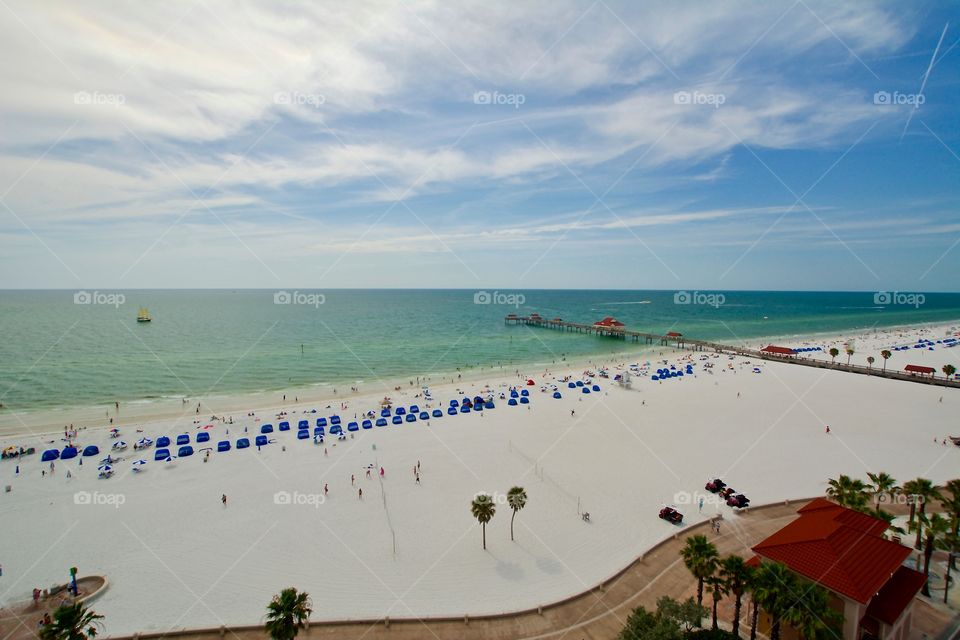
112,441,127,449
97,464,112,472
137,438,152,446
132,460,146,466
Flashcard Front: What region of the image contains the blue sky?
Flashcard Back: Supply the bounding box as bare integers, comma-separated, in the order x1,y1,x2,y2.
0,1,957,291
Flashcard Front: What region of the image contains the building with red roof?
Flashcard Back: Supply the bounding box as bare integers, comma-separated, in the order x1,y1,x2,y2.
751,498,924,640
761,345,796,356
593,316,624,328
903,364,935,376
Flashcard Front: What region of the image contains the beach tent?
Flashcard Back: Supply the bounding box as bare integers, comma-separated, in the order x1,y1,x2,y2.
176,434,190,445
510,390,519,398
410,405,420,413
261,424,274,434
581,387,591,394
156,436,171,448
450,399,459,407
330,415,341,425
330,425,343,435
576,380,584,386
460,405,471,413
447,407,458,415
314,426,325,437
255,435,268,447
432,409,443,418
405,413,417,422
218,441,231,451
380,408,391,417
520,396,530,403
178,445,194,457
196,432,210,443
484,401,495,409
279,421,290,430
362,419,373,429
396,407,406,415
520,389,529,396
568,382,576,388
236,438,250,449
508,398,518,406
296,430,310,440
348,421,359,432
317,418,328,427
392,415,403,425
41,449,60,462
592,385,600,392
155,448,171,461
376,418,388,427
419,412,430,420
298,420,309,429
61,447,79,460
552,392,562,399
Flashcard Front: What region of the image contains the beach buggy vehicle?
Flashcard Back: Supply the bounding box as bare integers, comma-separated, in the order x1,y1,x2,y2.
659,506,683,524
705,478,727,493
727,494,750,509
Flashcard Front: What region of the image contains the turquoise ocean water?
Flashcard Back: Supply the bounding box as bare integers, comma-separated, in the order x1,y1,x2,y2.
1,289,958,412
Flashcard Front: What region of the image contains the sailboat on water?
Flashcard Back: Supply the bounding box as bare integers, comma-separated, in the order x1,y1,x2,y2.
137,307,152,323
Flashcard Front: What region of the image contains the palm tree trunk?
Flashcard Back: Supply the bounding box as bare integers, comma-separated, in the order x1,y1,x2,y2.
749,600,759,640
732,594,742,637
482,523,486,550
511,510,515,541
771,618,781,640
915,503,926,549
712,591,719,631
697,578,704,607
922,533,934,597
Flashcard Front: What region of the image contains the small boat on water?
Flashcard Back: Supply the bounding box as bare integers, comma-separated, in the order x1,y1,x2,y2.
137,307,152,323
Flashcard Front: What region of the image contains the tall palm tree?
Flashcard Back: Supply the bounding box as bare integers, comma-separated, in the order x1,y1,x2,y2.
866,356,875,369
39,603,104,640
719,555,753,637
826,475,869,509
921,514,949,597
906,478,941,549
707,574,728,631
880,349,891,371
506,486,527,541
941,479,960,569
471,493,496,550
782,582,843,640
828,348,839,363
866,472,897,509
752,562,797,640
845,346,854,365
680,535,719,611
265,588,312,640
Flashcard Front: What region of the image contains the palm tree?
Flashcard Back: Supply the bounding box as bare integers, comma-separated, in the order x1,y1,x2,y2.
845,346,854,365
680,535,719,612
471,493,496,550
944,364,957,379
39,603,104,640
826,475,869,509
265,588,313,640
867,472,897,509
905,478,941,549
752,561,797,640
506,486,527,541
921,514,950,597
880,349,892,371
828,348,839,363
707,574,728,631
866,356,875,369
782,582,843,640
941,480,960,566
720,555,753,637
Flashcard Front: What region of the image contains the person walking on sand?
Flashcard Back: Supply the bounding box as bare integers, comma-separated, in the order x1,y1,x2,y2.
221,494,227,506
366,468,371,479
380,466,384,478
415,473,420,485
324,483,329,496
825,425,830,434
358,488,363,500
351,474,355,486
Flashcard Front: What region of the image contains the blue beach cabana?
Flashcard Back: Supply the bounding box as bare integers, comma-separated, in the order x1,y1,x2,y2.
156,436,171,448
255,435,268,447
82,445,100,457
178,445,194,457
154,448,170,461
176,434,190,445
362,419,373,429
348,421,359,432
196,432,210,443
61,446,78,460
432,409,443,418
376,417,388,427
236,438,250,449
261,424,274,434
218,441,231,452
392,415,403,425
42,449,60,462
447,407,458,415
405,413,417,422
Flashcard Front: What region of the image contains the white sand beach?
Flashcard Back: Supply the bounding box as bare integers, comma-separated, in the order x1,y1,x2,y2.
0,322,958,635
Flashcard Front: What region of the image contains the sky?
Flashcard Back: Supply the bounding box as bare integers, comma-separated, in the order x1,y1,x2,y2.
0,1,957,291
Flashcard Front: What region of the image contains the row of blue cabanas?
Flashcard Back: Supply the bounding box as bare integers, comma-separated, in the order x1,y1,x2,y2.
41,445,101,462
651,365,694,381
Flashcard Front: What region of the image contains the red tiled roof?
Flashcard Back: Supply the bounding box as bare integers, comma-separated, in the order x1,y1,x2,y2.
666,331,683,337
864,566,926,626
904,364,935,374
753,498,910,603
761,345,795,355
594,316,624,327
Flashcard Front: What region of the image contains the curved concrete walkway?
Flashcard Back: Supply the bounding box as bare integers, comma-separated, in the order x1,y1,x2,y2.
109,500,808,640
